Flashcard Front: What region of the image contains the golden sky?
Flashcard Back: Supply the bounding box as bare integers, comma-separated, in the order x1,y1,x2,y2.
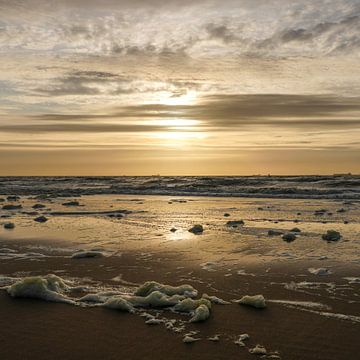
0,0,359,175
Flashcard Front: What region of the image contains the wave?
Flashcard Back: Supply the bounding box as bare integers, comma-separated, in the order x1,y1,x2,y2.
0,175,359,199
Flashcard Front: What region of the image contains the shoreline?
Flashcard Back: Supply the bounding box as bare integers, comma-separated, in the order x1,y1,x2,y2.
0,194,359,359
1,250,360,360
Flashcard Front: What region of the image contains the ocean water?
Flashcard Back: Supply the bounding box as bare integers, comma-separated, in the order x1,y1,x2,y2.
0,175,359,199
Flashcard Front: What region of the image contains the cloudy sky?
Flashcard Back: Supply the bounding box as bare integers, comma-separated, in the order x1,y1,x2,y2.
0,0,359,175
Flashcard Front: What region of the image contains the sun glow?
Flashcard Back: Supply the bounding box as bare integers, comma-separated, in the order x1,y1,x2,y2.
151,118,201,127
159,91,198,106
151,131,207,144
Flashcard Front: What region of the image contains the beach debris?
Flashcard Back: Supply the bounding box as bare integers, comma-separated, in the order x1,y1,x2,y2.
268,229,283,236
62,201,80,206
23,211,39,216
108,213,123,219
32,204,46,209
208,335,220,341
71,250,104,259
3,222,15,229
314,209,327,216
2,204,22,210
183,335,201,343
190,304,210,322
203,293,230,305
236,294,266,309
224,213,230,217
226,220,244,227
322,230,341,241
135,281,197,297
7,196,20,201
249,344,267,355
34,216,48,223
282,233,296,242
290,227,301,233
7,274,74,304
308,268,331,276
188,224,204,234
170,227,177,232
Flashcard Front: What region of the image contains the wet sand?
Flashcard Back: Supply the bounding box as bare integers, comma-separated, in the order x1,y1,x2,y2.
1,195,360,359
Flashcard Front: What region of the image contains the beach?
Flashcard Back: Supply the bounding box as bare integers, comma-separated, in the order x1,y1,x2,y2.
1,189,360,359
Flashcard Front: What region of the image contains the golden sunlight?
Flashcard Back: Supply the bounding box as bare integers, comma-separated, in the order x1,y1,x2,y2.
151,118,201,127
159,91,198,106
150,131,207,144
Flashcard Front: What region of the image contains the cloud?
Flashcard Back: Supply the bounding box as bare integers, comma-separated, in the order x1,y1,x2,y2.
0,122,167,133
205,23,237,43
1,0,359,59
107,94,360,128
34,70,133,96
1,94,356,134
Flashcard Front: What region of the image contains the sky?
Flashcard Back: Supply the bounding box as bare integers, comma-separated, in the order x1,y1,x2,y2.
0,0,359,175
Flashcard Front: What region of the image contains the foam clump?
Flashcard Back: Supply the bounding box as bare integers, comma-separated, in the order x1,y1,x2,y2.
234,333,250,346
237,294,266,309
126,291,184,308
308,268,331,276
203,293,230,305
200,261,217,271
7,274,74,304
135,281,197,298
103,296,135,313
174,297,211,312
208,335,220,341
145,318,164,325
71,250,104,259
0,275,19,287
79,291,119,303
190,304,210,322
183,335,201,343
249,344,267,355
